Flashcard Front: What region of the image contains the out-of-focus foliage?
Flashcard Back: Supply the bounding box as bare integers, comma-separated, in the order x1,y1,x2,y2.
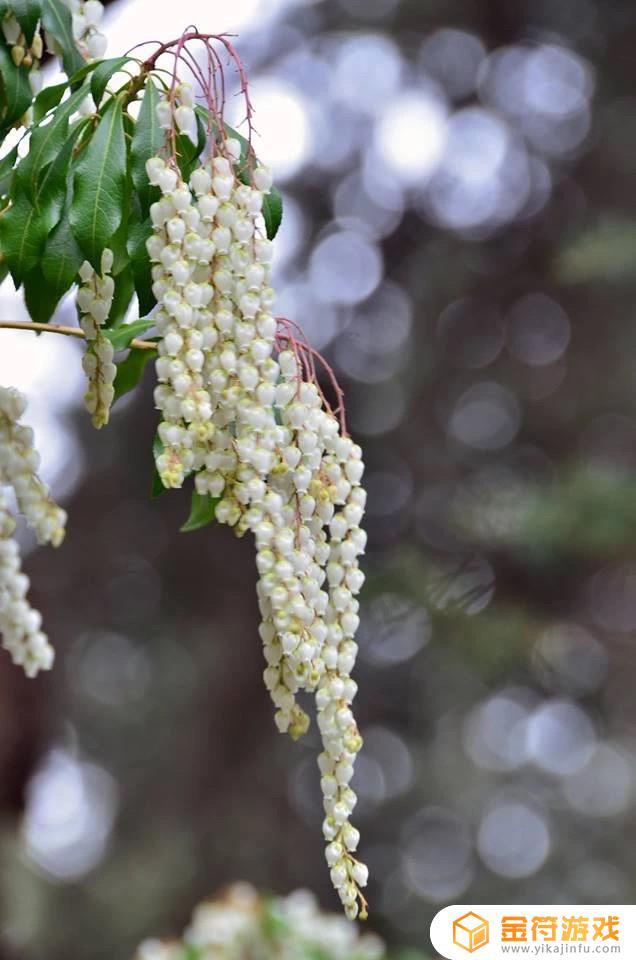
454,467,636,558
555,218,636,284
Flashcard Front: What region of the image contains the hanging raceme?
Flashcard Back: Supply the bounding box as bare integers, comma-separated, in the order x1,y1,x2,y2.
0,11,368,921
0,385,66,676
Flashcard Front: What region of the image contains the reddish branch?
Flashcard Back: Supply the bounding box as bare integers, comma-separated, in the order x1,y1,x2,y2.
275,317,348,436
128,29,256,167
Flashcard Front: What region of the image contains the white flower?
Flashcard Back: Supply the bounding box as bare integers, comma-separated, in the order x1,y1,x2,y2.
83,0,104,25
0,389,66,677
63,0,107,58
175,104,196,137
85,29,107,59
77,251,116,428
2,14,21,45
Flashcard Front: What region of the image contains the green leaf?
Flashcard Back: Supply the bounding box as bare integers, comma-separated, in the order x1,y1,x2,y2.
41,198,84,312
65,58,100,89
70,95,127,269
31,121,83,229
107,263,135,327
113,345,156,402
22,263,61,323
0,43,32,132
127,213,155,315
151,434,167,498
41,0,84,78
130,77,162,214
103,315,155,350
175,113,205,181
18,82,90,203
90,56,130,107
107,213,132,277
151,469,165,498
263,186,283,240
7,0,42,45
0,187,53,286
180,489,220,532
33,78,67,123
0,144,19,196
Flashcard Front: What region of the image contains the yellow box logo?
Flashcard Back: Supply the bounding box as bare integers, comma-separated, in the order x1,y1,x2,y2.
453,912,490,953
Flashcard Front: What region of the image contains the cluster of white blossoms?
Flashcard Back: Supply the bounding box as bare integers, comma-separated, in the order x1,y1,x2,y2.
157,79,197,141
0,387,66,676
1,0,106,105
64,0,107,60
1,10,43,99
1,10,43,68
146,83,369,918
133,884,385,960
77,249,117,428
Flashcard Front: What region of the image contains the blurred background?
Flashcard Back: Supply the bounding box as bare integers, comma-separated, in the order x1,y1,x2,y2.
2,0,636,956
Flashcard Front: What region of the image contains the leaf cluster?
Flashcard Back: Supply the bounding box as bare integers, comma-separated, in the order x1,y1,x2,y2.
0,22,283,531
0,25,282,342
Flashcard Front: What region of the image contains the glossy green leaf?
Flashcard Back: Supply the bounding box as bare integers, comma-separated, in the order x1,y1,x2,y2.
105,214,132,278
263,186,283,240
7,0,42,44
0,144,18,196
33,78,67,123
180,489,220,532
107,263,135,328
0,187,53,286
127,214,155,315
0,43,32,132
41,0,84,78
41,197,84,313
90,56,130,107
175,114,205,181
70,95,127,268
103,315,155,351
22,263,60,323
18,82,89,202
31,121,83,229
130,77,162,214
65,58,100,89
113,344,156,402
151,434,166,498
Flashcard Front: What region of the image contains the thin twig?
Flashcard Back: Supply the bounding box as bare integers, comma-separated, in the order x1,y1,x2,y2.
0,320,156,351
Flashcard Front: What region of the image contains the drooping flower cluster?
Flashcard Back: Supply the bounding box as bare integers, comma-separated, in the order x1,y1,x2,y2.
2,9,43,99
1,0,106,108
0,386,66,676
77,249,117,428
146,81,369,918
133,884,385,960
64,0,107,60
1,10,43,69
